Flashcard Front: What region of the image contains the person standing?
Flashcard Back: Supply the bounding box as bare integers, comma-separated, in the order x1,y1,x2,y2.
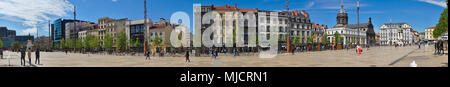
35,48,40,65
418,42,421,49
233,48,237,57
27,47,32,65
439,40,444,54
20,48,26,66
185,51,190,63
434,41,438,54
0,48,3,59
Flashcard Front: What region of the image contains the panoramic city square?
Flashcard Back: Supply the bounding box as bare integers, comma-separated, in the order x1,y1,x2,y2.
0,0,448,67
0,45,447,67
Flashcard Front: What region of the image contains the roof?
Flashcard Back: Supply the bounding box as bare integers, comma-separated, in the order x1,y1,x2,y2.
202,4,258,12
151,25,167,29
383,22,409,25
426,27,436,29
346,23,371,29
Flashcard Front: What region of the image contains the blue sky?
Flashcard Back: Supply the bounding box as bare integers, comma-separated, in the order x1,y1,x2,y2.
0,0,447,37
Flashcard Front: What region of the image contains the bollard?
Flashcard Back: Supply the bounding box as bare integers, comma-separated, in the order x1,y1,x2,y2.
410,61,418,67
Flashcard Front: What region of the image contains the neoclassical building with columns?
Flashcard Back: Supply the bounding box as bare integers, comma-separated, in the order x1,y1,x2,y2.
326,0,368,45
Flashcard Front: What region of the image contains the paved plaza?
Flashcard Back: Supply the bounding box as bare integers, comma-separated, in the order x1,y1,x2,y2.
0,46,447,67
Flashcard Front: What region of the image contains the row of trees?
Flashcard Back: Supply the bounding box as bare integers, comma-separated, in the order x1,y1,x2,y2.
54,30,164,53
290,32,345,46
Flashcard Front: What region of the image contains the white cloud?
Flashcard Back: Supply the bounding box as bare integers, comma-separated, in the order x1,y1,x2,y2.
112,0,118,2
303,2,315,10
418,0,447,8
22,27,37,34
0,0,74,35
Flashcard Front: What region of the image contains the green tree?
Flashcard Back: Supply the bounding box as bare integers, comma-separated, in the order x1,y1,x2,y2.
334,32,343,44
60,38,66,49
152,35,163,47
66,38,74,49
90,36,100,49
0,39,3,48
293,36,300,45
134,38,141,47
11,41,21,50
433,1,448,38
104,34,114,49
83,35,92,50
116,30,128,51
307,35,314,44
76,37,83,49
321,34,329,45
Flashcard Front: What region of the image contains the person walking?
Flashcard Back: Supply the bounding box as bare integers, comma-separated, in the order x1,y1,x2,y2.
27,47,32,65
146,50,150,60
185,51,190,63
35,48,40,65
20,48,26,66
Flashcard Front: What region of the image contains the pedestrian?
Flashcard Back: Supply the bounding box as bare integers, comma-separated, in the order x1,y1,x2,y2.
0,48,3,59
233,48,237,57
440,41,443,54
27,47,32,65
185,51,190,63
418,42,421,49
20,47,26,66
35,48,40,65
435,41,438,54
146,50,150,60
291,47,295,55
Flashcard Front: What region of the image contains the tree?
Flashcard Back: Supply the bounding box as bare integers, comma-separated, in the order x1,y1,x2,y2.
307,35,314,45
90,36,100,49
293,36,300,45
83,35,92,51
0,39,3,48
76,37,83,49
104,34,114,49
134,38,141,47
66,38,74,49
334,32,343,44
11,41,21,51
433,1,448,38
321,34,329,45
60,38,66,49
116,30,128,51
152,35,163,47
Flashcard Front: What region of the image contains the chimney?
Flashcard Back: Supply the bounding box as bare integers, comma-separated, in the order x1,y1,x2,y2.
369,17,372,23
235,3,237,8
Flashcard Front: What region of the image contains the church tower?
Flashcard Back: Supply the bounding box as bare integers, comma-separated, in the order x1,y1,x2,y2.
335,0,348,28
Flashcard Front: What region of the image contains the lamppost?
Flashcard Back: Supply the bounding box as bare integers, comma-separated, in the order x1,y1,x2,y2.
357,0,360,45
144,0,148,56
286,0,292,53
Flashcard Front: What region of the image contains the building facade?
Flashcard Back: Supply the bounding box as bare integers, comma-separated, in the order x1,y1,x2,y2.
52,19,82,46
425,27,436,41
98,17,128,46
326,2,367,45
379,22,415,45
126,19,152,47
65,21,95,40
198,4,258,50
